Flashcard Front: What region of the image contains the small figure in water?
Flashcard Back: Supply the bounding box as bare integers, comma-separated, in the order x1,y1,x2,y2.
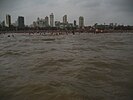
72,30,75,35
12,35,14,37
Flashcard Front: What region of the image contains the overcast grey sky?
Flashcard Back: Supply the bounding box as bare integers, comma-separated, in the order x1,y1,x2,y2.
0,0,133,25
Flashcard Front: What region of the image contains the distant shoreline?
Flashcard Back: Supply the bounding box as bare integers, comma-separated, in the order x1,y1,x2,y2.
0,30,133,34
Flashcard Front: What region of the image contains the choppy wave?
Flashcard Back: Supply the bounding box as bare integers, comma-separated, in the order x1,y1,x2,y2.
0,33,133,100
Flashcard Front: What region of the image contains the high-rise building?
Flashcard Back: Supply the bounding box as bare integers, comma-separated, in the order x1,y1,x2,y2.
45,16,49,27
37,17,40,22
63,15,67,24
18,16,25,28
50,13,54,27
79,16,84,28
5,14,11,27
74,20,76,27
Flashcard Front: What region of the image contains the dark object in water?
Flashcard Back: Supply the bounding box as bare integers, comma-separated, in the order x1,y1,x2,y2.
8,35,10,37
42,38,55,41
72,30,75,35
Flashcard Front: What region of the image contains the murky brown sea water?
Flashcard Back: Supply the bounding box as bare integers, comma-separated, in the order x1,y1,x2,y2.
0,33,133,100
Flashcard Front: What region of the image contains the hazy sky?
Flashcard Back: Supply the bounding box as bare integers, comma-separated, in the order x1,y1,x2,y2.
0,0,133,25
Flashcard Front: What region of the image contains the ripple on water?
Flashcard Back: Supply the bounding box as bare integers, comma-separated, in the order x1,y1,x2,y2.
0,50,25,57
0,33,133,100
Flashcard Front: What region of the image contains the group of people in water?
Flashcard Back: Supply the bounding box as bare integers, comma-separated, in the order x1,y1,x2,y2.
0,32,15,37
28,30,76,36
0,30,76,38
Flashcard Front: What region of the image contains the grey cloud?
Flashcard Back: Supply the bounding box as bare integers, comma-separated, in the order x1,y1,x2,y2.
103,0,133,12
0,0,133,25
67,0,102,8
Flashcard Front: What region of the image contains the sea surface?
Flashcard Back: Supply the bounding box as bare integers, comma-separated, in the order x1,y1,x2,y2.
0,33,133,100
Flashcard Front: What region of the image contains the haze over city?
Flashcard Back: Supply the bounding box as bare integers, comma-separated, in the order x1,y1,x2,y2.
0,0,133,100
0,0,133,25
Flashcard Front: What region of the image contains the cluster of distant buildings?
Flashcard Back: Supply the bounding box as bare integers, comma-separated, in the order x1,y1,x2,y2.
0,14,25,29
30,13,84,29
0,13,84,30
0,13,133,33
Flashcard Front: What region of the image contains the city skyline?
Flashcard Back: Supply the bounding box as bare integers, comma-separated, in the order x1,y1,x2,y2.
1,14,85,27
0,0,133,26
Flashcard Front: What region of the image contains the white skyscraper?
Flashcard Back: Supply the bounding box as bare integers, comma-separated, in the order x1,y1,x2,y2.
45,16,49,27
63,15,67,24
5,14,11,27
50,13,54,27
79,16,84,28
